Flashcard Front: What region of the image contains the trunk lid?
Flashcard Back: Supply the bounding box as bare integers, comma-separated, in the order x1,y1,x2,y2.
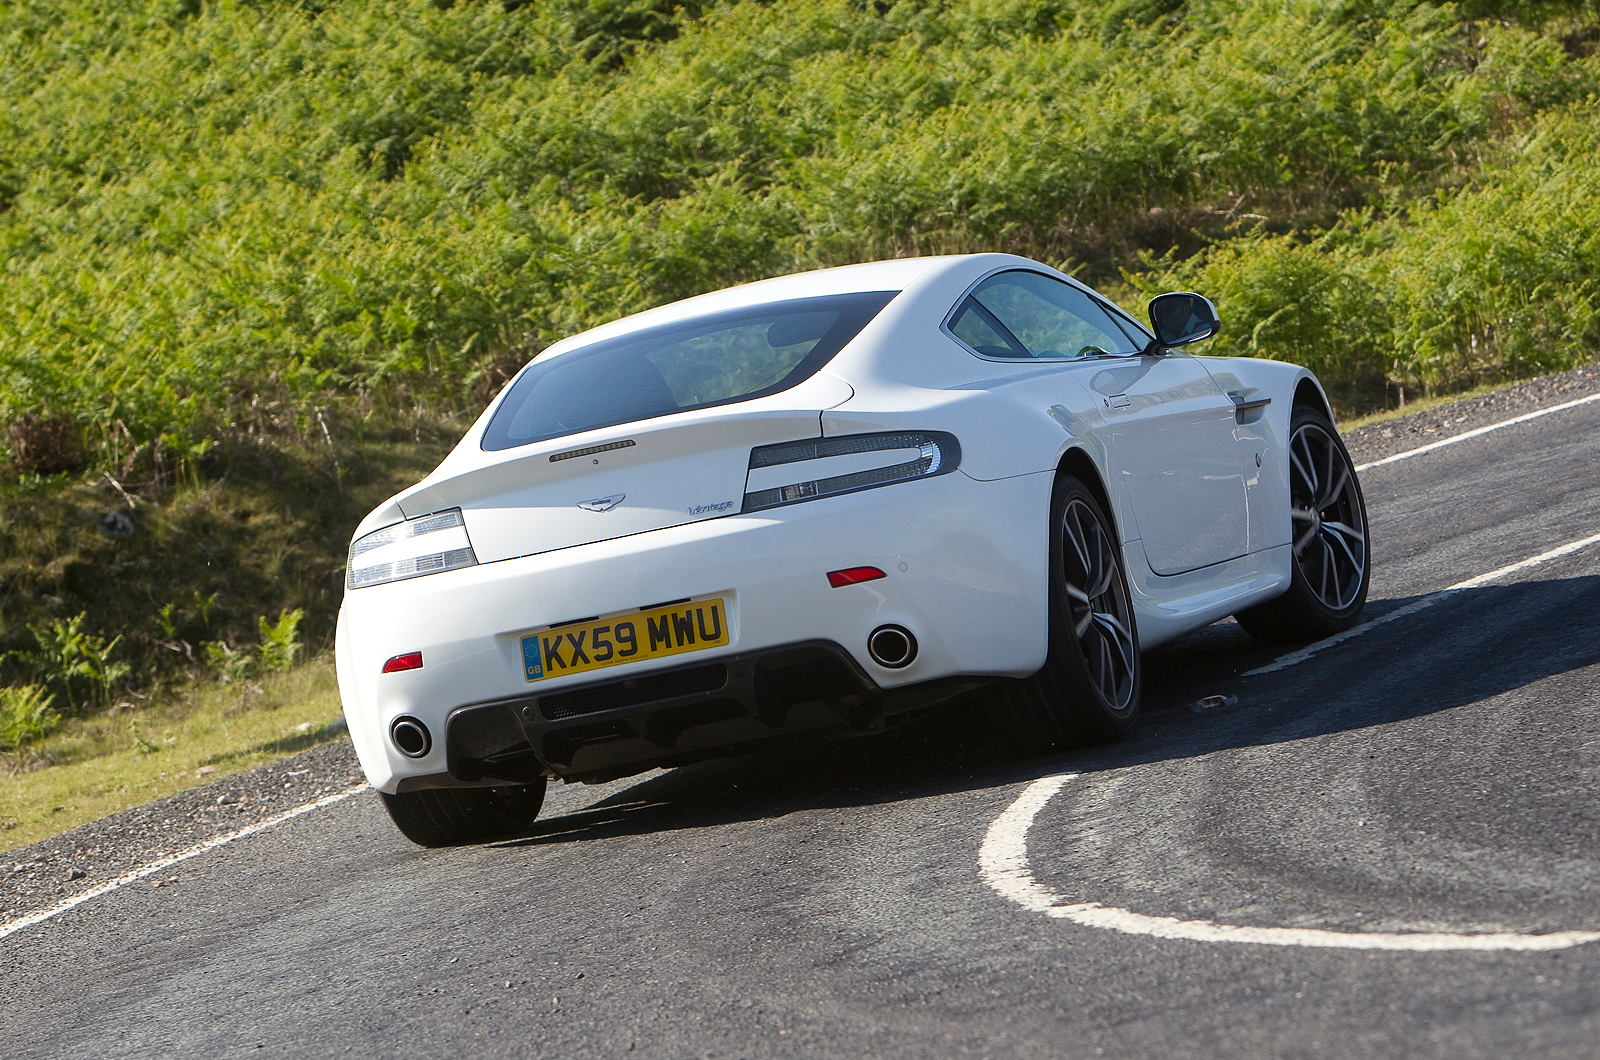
402,373,853,564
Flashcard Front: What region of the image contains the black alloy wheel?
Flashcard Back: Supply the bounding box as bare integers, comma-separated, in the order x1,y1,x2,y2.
989,474,1142,753
1236,406,1371,642
1061,496,1139,711
380,779,547,848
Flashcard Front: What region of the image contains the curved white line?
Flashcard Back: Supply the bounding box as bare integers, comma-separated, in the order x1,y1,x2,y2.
0,784,370,943
1353,392,1600,473
980,774,1600,952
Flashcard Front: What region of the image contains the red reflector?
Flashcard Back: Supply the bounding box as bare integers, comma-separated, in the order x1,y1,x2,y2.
382,651,423,674
827,566,888,588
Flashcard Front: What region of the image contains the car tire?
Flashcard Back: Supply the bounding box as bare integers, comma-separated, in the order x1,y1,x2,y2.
380,780,547,848
990,474,1142,753
1235,405,1371,642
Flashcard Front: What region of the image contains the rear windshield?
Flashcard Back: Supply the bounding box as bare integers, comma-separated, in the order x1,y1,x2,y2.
481,291,897,451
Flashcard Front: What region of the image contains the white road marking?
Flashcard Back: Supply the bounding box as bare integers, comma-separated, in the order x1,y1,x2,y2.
989,394,1600,946
1353,392,1600,472
981,774,1600,951
0,783,370,942
1243,529,1600,676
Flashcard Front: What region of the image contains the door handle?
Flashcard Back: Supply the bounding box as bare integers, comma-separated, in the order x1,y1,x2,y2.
1227,389,1271,423
1105,394,1132,409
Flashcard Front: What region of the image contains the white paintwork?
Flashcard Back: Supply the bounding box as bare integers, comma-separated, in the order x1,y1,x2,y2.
1122,543,1290,650
337,253,1327,793
1194,366,1289,554
1084,354,1250,575
339,471,1050,791
980,773,1600,951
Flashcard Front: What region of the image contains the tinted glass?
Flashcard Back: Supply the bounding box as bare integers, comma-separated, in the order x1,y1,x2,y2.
956,271,1142,359
950,300,1029,358
1104,303,1154,346
482,291,896,451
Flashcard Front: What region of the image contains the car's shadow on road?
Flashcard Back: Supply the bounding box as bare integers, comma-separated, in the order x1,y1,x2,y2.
494,574,1600,849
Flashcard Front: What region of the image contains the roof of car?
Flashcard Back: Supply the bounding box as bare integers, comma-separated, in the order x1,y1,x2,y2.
536,256,962,360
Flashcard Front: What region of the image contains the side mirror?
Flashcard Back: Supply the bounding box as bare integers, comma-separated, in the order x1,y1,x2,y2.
1148,292,1221,349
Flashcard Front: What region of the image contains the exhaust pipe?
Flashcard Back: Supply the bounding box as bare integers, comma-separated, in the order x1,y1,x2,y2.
867,625,918,669
390,716,432,758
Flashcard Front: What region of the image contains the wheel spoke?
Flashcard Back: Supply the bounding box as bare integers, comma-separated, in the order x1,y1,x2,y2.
1285,422,1368,613
1321,524,1365,576
1091,617,1134,704
1087,533,1116,599
1297,429,1318,488
1092,607,1131,641
1064,507,1093,575
1317,463,1351,513
1321,437,1337,507
1086,628,1112,695
1321,519,1362,541
1290,506,1318,553
1289,440,1316,498
1055,495,1139,710
1293,523,1319,555
1093,611,1135,674
1322,527,1363,594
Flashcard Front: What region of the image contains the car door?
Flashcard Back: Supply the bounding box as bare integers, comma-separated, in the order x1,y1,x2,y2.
946,270,1250,576
1078,355,1251,574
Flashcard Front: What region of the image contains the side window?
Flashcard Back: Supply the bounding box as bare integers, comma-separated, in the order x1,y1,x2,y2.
952,271,1143,359
949,298,1029,358
1104,304,1154,347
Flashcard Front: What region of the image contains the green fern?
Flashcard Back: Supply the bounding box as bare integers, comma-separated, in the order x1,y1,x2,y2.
257,609,306,674
2,0,1598,468
203,641,258,685
17,614,95,712
0,685,61,753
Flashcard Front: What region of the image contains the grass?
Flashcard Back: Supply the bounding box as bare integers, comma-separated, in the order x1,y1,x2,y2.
0,428,456,695
0,655,347,854
0,408,453,858
5,0,1600,476
1338,390,1499,433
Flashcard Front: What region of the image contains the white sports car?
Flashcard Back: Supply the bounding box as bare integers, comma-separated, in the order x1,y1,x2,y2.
336,253,1370,846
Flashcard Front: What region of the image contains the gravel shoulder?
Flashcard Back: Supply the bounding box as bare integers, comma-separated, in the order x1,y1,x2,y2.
1339,363,1600,466
6,362,1597,928
1,737,364,924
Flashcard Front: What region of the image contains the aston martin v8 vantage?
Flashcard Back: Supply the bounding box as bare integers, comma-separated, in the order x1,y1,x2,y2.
335,253,1370,846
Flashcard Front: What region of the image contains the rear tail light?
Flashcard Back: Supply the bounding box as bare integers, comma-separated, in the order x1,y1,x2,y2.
742,432,960,512
827,567,887,588
346,508,478,589
382,651,424,674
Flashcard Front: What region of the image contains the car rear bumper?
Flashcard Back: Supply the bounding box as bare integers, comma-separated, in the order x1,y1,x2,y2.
337,470,1051,792
396,640,984,788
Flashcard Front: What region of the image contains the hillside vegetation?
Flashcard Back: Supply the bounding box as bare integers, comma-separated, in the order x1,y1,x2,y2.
3,0,1600,737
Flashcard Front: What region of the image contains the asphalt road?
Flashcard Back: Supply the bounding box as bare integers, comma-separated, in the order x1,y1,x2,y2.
5,381,1600,1059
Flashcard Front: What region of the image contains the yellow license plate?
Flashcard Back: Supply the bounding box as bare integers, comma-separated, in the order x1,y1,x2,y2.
520,597,730,683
